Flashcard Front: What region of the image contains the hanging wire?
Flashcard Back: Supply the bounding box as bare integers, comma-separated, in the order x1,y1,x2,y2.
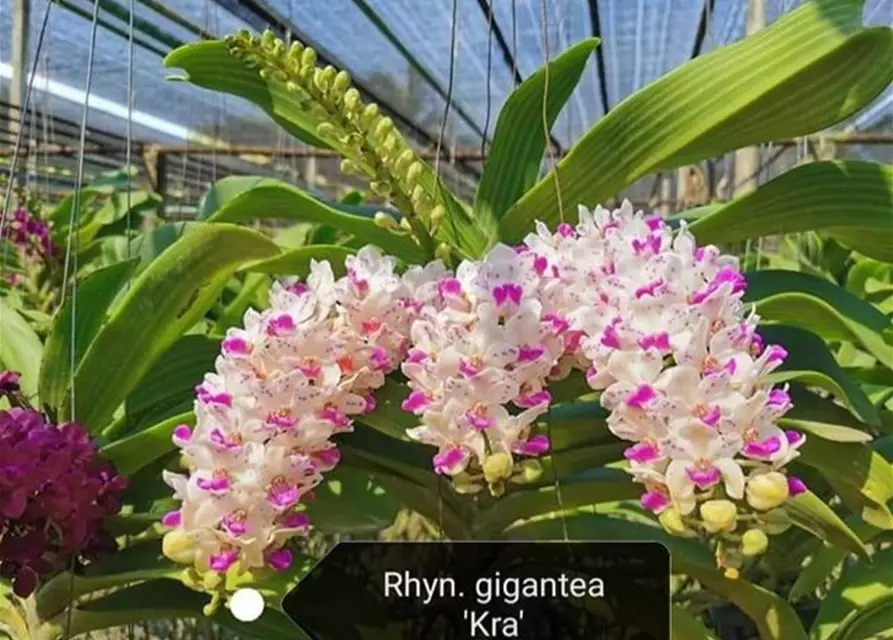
434,0,462,249
481,0,495,160
539,0,569,543
124,0,135,278
511,0,519,83
0,2,53,267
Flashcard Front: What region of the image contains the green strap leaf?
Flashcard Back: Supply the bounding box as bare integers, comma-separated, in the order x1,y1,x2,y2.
745,269,893,369
39,259,139,415
760,324,880,426
68,224,279,431
499,1,893,241
101,412,194,476
796,436,893,530
672,606,720,640
196,175,284,220
783,491,871,560
206,180,425,264
473,468,639,537
476,38,598,221
690,162,893,262
164,40,331,148
303,465,401,535
0,296,43,401
811,549,893,640
243,245,354,277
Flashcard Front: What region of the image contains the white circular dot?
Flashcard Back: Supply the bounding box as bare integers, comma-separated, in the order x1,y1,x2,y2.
229,588,265,622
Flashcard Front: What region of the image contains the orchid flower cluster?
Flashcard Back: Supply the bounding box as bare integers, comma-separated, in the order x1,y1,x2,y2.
1,206,57,287
165,201,807,582
161,247,444,580
520,202,807,574
0,371,128,598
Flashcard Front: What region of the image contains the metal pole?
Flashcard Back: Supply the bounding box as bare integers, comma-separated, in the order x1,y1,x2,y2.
9,0,31,142
733,0,764,196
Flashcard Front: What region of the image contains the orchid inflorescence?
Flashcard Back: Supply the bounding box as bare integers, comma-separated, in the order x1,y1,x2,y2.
1,206,58,287
0,371,128,598
163,201,806,582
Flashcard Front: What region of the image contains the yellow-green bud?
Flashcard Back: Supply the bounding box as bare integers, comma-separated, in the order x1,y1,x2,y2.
483,452,514,485
340,159,359,175
430,205,446,225
202,570,223,590
260,30,277,50
395,149,415,172
374,117,395,140
658,507,696,538
700,499,738,534
316,122,337,139
452,472,483,495
332,70,351,93
410,185,426,204
300,47,317,71
374,212,400,230
406,162,423,186
434,243,452,263
361,103,380,126
511,459,543,484
370,181,391,197
343,88,361,111
382,133,399,156
287,41,304,61
162,530,197,566
746,472,789,511
399,218,414,234
313,67,331,92
741,528,769,556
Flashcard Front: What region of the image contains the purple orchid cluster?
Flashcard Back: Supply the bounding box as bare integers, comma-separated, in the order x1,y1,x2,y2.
1,206,58,286
0,371,128,598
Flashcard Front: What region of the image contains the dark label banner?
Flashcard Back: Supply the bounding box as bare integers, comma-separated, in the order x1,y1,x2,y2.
281,541,670,640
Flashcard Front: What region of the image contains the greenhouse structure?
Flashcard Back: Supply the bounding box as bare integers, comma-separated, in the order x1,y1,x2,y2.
1,0,892,638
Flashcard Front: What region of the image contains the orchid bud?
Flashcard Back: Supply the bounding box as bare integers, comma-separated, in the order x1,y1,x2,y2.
740,528,769,556
483,452,514,485
343,88,361,111
746,472,789,511
163,530,197,566
374,212,400,230
700,499,738,533
658,507,696,538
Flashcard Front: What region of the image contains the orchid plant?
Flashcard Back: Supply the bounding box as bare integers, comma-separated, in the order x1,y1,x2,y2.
1,0,892,639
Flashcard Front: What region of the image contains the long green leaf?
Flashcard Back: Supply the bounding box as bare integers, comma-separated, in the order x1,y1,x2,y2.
196,175,284,220
69,224,279,431
101,413,193,478
304,465,401,535
205,181,424,263
474,468,639,536
243,244,353,277
760,324,879,426
164,41,331,148
745,269,893,368
797,437,893,529
39,259,138,413
783,491,871,559
691,162,893,262
476,38,597,221
811,549,893,640
672,606,720,640
499,2,893,240
0,296,43,400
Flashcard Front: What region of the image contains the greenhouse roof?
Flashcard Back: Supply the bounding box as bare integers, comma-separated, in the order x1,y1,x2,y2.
1,0,891,188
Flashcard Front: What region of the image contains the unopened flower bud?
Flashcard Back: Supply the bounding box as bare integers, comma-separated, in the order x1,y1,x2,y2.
399,218,414,234
340,159,359,175
361,104,380,127
434,243,452,263
746,472,789,511
370,181,391,197
740,528,769,556
483,452,514,485
512,459,543,484
406,162,423,186
162,530,197,566
343,88,361,111
332,70,351,93
430,205,446,226
395,149,415,172
300,47,317,71
452,472,483,495
374,212,400,230
374,117,395,140
316,122,337,139
658,507,696,538
287,41,304,61
700,499,738,534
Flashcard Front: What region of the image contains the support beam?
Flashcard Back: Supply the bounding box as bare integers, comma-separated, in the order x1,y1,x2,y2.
9,0,30,142
585,0,611,115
